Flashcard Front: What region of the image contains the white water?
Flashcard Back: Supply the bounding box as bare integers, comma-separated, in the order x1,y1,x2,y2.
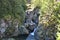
30,27,37,35
26,27,38,40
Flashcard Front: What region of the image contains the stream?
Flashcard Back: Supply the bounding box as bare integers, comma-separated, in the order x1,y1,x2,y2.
26,28,37,40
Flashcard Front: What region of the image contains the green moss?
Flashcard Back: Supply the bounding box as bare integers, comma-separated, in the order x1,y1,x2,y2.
0,0,27,24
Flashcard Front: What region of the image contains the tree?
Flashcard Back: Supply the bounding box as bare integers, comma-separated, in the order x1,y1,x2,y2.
31,0,60,40
0,0,27,38
0,0,27,24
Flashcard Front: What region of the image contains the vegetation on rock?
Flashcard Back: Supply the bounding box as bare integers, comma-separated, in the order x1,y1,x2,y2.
31,0,60,40
0,0,27,24
0,0,27,38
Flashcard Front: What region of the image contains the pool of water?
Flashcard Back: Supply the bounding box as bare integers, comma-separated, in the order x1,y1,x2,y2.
13,34,28,40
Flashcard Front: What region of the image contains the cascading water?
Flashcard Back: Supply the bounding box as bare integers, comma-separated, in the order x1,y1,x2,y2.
25,7,40,40
26,27,37,40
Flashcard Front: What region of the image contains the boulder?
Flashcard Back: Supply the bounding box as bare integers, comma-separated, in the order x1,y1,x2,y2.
19,25,29,34
25,21,36,31
34,25,56,40
0,19,29,38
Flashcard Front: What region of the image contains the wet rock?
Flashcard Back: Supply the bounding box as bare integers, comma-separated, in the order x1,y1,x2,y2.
25,21,36,31
26,27,37,40
26,32,36,40
25,7,39,32
28,22,36,31
26,34,36,40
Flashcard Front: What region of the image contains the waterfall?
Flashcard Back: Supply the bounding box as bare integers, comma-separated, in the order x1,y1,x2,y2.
30,27,37,35
26,27,38,40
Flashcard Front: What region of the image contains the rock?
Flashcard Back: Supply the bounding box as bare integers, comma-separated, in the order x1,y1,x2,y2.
0,19,28,38
29,21,36,30
34,25,56,40
2,38,15,40
0,0,26,38
34,26,45,40
19,25,29,34
25,21,36,31
25,7,39,31
25,5,40,40
25,19,32,23
11,20,19,36
0,19,8,38
5,19,20,37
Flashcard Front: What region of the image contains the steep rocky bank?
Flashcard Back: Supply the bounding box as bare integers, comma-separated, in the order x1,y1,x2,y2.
0,3,40,40
0,0,40,40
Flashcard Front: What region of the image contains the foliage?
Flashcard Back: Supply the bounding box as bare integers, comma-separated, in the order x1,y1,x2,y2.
0,0,27,24
31,0,60,40
54,2,60,40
